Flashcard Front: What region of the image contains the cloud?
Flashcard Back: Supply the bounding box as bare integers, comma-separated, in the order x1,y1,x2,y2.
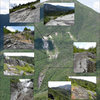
10,0,37,8
93,1,100,13
40,0,48,3
6,26,16,32
47,3,74,7
0,0,9,14
48,81,71,88
74,42,96,49
4,52,34,57
69,76,96,84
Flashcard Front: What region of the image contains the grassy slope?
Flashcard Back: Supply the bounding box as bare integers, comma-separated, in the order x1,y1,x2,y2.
34,0,100,99
48,88,70,100
10,0,40,13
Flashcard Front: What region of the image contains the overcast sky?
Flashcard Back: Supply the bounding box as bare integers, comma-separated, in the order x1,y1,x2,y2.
0,0,100,14
45,3,74,7
69,76,96,84
48,81,71,88
5,26,34,32
4,52,34,57
10,0,37,9
73,42,96,49
41,0,100,13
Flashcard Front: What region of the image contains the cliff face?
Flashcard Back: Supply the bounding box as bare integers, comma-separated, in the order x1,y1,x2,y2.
11,79,33,100
4,31,34,49
74,52,96,73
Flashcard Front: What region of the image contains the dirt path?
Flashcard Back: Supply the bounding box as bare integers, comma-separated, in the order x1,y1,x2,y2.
38,68,48,89
46,14,74,26
67,32,77,41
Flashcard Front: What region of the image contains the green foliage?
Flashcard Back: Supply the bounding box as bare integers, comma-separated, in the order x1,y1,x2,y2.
44,9,75,24
48,88,70,100
15,64,34,73
4,27,12,34
10,0,40,13
73,45,96,54
69,78,96,92
11,79,19,84
24,27,31,31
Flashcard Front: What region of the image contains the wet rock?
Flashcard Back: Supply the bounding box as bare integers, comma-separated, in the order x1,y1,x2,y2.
11,79,33,100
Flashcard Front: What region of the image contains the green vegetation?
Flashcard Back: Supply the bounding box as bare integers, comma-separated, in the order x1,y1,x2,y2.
4,63,34,75
4,27,34,42
73,45,96,54
48,87,70,100
10,0,40,13
24,27,31,31
68,78,96,92
44,9,75,24
11,79,20,84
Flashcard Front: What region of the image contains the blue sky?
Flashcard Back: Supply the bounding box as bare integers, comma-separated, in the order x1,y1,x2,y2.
5,26,34,32
73,42,96,49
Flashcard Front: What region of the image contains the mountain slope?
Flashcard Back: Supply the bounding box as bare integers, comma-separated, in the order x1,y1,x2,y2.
34,0,100,99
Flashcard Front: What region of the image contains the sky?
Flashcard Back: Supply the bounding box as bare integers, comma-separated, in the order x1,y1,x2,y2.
5,26,34,32
73,42,96,49
48,81,71,88
10,0,37,9
46,3,74,7
19,79,31,82
69,76,96,84
4,52,34,57
0,0,100,14
41,0,100,13
77,0,100,13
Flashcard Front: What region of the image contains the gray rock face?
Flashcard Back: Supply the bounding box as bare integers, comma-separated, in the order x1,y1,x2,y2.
46,14,74,26
4,57,34,76
11,79,33,100
72,86,96,100
74,52,96,73
10,2,40,23
4,57,29,67
4,33,34,49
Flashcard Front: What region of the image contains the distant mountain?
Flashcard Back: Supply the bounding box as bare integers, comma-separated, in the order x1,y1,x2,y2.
59,84,71,90
44,4,74,12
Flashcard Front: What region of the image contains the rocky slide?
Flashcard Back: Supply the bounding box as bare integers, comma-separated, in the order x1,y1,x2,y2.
46,14,74,26
10,2,40,23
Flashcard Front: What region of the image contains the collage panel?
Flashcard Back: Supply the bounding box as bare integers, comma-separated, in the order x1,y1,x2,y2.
48,81,71,100
4,26,34,50
68,76,97,100
10,78,34,100
73,42,97,73
43,2,75,26
9,0,40,23
3,52,34,76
